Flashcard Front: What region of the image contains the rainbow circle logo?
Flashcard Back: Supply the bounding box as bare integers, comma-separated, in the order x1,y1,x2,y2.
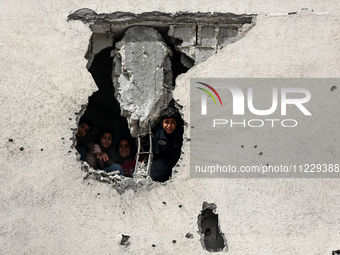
196,82,223,106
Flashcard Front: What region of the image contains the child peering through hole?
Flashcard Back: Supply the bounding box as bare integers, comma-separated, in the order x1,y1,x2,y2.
85,128,124,175
75,116,93,161
77,107,183,181
117,137,148,178
117,138,137,177
150,106,184,182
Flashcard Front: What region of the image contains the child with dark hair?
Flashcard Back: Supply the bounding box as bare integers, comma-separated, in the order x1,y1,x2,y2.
85,128,123,175
117,138,137,178
150,106,184,182
76,116,93,161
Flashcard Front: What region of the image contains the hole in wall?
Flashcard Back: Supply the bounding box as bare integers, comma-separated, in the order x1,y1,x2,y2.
77,46,132,164
198,202,227,252
75,27,187,188
69,10,256,191
160,31,193,82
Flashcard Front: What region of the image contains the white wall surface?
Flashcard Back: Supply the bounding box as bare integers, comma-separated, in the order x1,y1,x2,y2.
0,1,340,254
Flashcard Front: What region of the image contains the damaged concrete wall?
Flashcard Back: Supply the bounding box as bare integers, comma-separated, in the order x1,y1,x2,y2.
74,10,255,136
113,26,173,136
1,1,340,255
168,23,247,63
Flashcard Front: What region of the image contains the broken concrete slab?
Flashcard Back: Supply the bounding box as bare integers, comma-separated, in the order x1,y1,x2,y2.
67,10,254,31
113,26,173,137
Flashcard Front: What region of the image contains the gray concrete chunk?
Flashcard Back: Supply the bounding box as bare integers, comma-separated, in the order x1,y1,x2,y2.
218,27,238,46
194,47,216,63
113,26,173,137
198,26,217,47
168,25,196,47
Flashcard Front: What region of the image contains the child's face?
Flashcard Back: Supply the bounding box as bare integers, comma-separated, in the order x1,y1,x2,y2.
162,118,177,134
119,140,131,159
77,123,90,138
100,132,113,149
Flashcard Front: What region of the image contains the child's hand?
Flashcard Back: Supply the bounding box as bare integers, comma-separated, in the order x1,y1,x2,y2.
97,153,109,162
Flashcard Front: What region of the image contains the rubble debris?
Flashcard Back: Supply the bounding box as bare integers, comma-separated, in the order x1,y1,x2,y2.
82,161,153,194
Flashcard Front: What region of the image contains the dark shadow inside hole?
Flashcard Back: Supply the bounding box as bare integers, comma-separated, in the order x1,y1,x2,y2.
199,208,226,252
160,30,193,85
78,47,132,163
88,47,114,90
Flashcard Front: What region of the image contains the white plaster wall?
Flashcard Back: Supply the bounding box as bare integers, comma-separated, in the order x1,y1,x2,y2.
0,1,340,254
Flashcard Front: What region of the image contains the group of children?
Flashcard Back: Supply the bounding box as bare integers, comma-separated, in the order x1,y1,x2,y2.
75,106,183,182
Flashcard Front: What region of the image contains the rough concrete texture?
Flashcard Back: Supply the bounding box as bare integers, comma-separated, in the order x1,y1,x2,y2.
113,26,173,136
198,26,217,47
69,10,254,66
82,162,152,195
68,10,253,30
168,22,253,63
86,32,114,69
168,25,196,47
1,1,340,255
